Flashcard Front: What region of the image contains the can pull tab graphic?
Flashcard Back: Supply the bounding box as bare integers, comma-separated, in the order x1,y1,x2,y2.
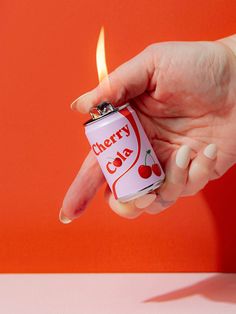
138,149,161,179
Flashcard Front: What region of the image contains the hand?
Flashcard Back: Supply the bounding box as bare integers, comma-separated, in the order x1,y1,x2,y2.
60,35,236,223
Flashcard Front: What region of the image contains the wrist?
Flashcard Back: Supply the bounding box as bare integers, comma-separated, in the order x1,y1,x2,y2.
218,35,236,105
218,34,236,56
218,35,236,159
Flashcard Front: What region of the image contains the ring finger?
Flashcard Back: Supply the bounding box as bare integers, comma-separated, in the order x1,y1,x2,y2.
145,145,192,214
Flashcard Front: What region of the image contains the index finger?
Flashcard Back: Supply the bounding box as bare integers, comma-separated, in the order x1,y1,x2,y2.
70,47,154,113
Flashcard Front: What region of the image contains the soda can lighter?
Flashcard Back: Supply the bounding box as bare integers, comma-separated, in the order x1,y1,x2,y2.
84,102,165,202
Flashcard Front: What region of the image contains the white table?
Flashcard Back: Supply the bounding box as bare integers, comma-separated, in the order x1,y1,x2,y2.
0,273,235,313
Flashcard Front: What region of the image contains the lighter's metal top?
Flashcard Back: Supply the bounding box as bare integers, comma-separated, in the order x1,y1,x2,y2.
84,102,129,126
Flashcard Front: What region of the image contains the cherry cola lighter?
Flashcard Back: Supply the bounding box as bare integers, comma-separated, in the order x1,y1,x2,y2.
84,102,165,202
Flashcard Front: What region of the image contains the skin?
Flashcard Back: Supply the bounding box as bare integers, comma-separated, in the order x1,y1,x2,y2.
60,35,236,222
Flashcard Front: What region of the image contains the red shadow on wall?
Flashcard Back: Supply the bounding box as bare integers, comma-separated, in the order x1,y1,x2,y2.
202,165,236,272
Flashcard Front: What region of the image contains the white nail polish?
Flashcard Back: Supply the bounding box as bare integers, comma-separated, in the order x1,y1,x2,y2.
70,99,78,110
203,144,217,160
146,206,166,215
59,209,72,224
145,198,167,215
176,145,191,169
70,92,91,111
134,193,156,209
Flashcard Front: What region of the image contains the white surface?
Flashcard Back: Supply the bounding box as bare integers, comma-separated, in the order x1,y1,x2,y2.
0,273,235,314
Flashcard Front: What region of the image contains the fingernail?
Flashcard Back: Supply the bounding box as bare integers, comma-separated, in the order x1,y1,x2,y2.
134,193,156,209
59,208,72,224
145,197,168,215
203,144,217,160
70,92,91,111
70,98,78,110
175,145,191,169
146,206,166,215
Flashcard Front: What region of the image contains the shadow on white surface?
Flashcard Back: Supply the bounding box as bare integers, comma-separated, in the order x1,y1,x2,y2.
144,274,236,304
0,273,236,313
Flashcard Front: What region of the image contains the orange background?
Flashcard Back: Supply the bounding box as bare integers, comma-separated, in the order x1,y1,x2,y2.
0,0,236,273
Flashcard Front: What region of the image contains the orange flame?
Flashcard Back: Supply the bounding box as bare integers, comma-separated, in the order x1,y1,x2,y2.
96,27,108,83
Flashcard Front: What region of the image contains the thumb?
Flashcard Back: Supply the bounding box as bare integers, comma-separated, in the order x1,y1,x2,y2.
71,46,154,113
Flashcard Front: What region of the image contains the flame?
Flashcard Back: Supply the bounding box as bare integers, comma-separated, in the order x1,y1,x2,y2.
96,27,108,83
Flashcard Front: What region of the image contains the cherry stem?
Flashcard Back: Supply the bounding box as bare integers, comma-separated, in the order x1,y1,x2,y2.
145,149,155,165
149,154,155,163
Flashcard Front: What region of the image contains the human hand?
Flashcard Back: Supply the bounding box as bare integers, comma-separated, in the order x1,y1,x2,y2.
60,35,236,223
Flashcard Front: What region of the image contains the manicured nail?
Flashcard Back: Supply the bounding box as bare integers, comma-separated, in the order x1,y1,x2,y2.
175,145,191,169
59,209,72,224
134,193,157,209
145,197,167,215
145,204,166,215
203,144,217,160
70,98,79,110
70,92,91,111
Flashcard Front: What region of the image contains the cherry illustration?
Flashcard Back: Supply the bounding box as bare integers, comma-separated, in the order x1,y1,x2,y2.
138,149,161,179
138,149,153,179
138,165,152,179
113,157,122,167
152,163,161,176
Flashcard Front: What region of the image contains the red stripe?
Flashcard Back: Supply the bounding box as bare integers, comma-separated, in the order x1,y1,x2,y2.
112,107,141,199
